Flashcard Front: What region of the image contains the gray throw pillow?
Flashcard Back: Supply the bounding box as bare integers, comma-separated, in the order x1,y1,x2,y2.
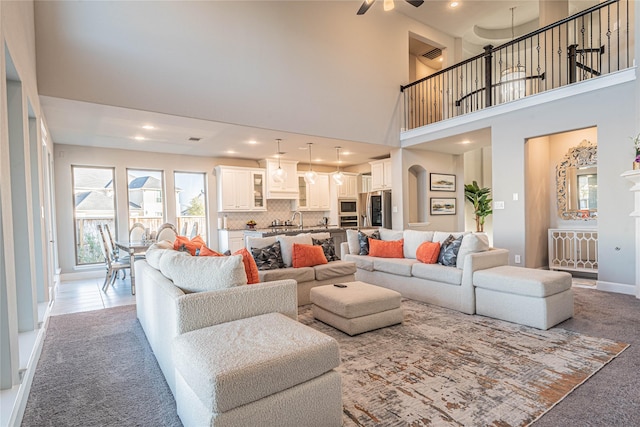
250,241,285,270
358,230,380,255
312,237,339,262
438,234,464,266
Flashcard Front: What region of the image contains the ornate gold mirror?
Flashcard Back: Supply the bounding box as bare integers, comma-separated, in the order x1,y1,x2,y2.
556,139,597,220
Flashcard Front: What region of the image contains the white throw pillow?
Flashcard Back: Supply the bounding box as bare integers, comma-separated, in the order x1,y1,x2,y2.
162,254,247,293
310,232,331,240
378,228,403,241
277,233,313,267
346,229,378,255
158,250,190,280
456,233,490,269
403,230,435,259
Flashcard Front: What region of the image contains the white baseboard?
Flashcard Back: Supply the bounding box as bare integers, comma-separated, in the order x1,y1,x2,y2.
596,280,636,295
60,270,104,281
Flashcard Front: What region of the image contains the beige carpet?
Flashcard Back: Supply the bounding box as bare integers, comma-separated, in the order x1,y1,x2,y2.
299,299,628,427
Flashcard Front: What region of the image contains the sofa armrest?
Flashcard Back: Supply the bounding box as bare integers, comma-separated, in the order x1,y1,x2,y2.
459,248,509,314
340,242,350,257
175,279,298,335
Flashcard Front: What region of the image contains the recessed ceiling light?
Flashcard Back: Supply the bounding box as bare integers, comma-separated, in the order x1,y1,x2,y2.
342,151,351,156
142,125,155,130
226,150,236,154
439,57,444,62
461,140,471,144
248,140,257,145
449,1,460,8
133,136,146,141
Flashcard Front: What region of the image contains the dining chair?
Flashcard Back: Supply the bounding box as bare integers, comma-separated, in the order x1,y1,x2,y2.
189,222,199,239
98,224,131,292
129,222,146,241
157,222,178,243
103,223,121,262
181,221,188,236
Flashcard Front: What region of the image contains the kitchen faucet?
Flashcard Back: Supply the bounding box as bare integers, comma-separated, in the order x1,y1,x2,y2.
291,211,303,229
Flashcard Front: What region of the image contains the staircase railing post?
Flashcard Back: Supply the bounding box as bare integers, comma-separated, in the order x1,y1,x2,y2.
484,45,493,107
568,44,578,83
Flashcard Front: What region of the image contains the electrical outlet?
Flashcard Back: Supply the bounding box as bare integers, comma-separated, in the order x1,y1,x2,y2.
514,254,521,264
494,201,505,210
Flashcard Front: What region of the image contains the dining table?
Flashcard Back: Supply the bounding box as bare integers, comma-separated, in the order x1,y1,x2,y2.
115,240,155,295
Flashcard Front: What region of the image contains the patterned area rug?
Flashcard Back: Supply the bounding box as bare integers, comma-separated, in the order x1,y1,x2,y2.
299,299,628,427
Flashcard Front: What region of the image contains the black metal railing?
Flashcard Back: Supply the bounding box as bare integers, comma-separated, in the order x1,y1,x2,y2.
401,0,633,130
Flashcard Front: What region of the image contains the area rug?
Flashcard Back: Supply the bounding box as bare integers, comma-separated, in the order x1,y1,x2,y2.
299,299,628,427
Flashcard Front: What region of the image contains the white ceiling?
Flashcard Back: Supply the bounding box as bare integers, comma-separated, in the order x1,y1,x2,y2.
39,1,597,166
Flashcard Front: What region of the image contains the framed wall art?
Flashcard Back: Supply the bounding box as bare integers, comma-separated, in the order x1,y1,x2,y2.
430,173,456,192
430,198,456,215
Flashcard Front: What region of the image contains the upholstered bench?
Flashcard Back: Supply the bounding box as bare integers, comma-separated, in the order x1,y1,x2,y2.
473,266,574,330
172,312,342,427
310,281,403,336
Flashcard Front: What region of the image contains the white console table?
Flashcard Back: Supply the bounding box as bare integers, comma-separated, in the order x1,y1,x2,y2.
621,170,640,299
548,228,598,273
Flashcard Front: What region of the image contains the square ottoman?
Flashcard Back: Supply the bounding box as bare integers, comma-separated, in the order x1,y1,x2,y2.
473,266,574,330
172,312,342,427
310,281,403,336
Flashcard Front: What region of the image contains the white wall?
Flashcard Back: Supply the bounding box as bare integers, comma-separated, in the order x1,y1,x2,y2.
525,136,551,268
34,1,455,148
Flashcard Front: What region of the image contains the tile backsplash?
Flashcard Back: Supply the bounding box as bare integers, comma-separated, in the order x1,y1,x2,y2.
218,199,329,229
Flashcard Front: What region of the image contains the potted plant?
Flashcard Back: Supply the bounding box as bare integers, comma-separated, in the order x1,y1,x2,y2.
464,181,492,232
246,220,257,230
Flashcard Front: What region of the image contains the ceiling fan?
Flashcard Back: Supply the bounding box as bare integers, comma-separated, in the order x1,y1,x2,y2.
357,0,424,15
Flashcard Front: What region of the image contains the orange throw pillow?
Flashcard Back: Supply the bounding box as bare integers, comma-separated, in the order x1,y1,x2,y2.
174,235,206,256
292,243,328,268
199,246,223,257
416,241,440,264
368,238,404,258
233,248,260,284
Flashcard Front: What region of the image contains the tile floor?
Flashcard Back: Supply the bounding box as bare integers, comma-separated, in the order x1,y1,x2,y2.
51,271,597,316
51,274,136,316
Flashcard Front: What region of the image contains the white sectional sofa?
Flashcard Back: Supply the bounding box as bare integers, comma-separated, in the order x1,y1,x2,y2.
342,229,509,314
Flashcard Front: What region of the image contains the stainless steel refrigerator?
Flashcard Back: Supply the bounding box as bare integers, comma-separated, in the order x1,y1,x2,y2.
366,190,392,229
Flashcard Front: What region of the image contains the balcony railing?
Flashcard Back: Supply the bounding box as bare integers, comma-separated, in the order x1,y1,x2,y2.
401,0,634,130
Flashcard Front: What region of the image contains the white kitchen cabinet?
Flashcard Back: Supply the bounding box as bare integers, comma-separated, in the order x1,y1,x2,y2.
337,173,358,199
260,159,299,199
218,230,245,253
359,175,372,194
370,159,392,191
215,166,266,212
294,173,330,211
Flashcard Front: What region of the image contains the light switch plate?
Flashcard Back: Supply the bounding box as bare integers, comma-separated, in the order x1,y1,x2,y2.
494,201,505,210
513,193,519,201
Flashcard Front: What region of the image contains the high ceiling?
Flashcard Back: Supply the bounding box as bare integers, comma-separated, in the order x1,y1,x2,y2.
39,0,597,166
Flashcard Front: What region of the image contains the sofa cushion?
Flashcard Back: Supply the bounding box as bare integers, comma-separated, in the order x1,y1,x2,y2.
145,240,174,269
411,263,463,285
474,266,572,297
258,266,315,284
343,254,374,271
312,237,339,262
438,234,464,266
372,257,418,277
357,230,380,255
368,238,404,258
233,248,260,284
246,235,279,250
292,243,328,268
416,241,440,264
433,231,468,244
161,254,247,293
403,230,435,259
346,229,377,255
157,250,190,280
456,233,490,269
313,260,357,281
277,234,313,267
378,228,403,241
251,241,285,271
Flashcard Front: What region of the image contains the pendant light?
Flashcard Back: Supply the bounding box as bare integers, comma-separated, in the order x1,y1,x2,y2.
272,138,287,183
332,146,344,186
304,143,317,185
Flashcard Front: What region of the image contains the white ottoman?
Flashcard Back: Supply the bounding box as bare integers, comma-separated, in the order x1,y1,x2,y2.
310,281,403,336
473,266,574,330
172,312,342,427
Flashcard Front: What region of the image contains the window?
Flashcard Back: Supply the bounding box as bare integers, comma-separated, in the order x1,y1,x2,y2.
127,169,165,232
174,172,207,242
72,166,116,265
